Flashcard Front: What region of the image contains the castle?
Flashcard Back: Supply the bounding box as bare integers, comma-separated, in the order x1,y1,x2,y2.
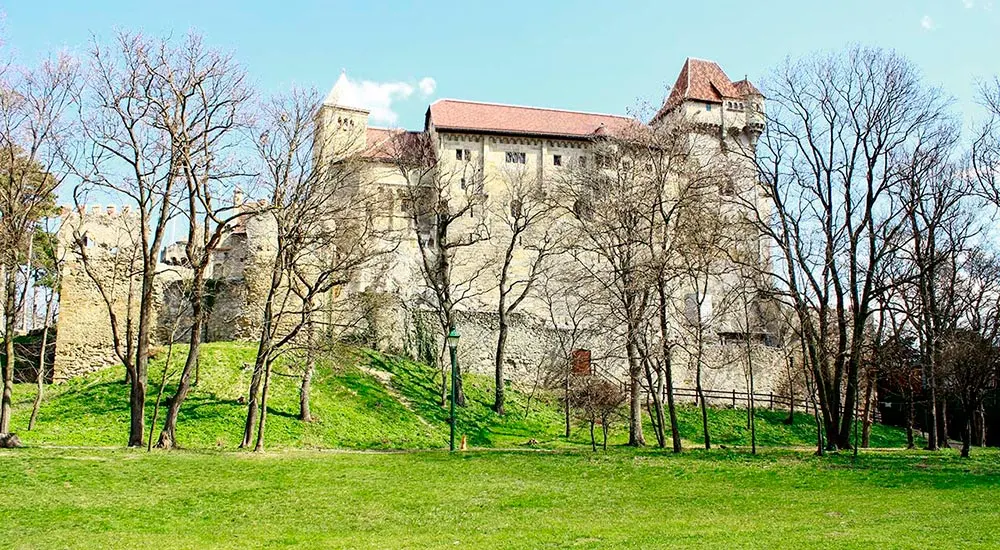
52,58,789,399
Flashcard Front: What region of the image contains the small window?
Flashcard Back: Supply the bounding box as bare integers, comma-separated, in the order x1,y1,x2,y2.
553,154,562,166
505,151,526,164
460,177,467,190
706,104,712,112
456,149,471,161
578,157,586,168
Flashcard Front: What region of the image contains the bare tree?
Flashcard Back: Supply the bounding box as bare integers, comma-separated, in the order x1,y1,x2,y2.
557,134,653,447
751,47,952,449
672,165,735,450
242,89,391,451
71,32,187,447
537,263,598,438
570,374,625,451
0,52,78,436
387,131,491,408
151,34,254,449
972,77,1000,204
488,163,559,414
941,248,1000,457
27,219,63,431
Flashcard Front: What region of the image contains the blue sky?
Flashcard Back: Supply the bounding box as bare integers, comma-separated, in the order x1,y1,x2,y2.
2,0,998,130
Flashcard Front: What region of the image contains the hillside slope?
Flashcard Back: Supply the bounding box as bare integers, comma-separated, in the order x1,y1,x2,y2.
10,341,914,450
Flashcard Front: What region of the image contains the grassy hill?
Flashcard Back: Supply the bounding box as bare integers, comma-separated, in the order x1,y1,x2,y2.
10,341,913,450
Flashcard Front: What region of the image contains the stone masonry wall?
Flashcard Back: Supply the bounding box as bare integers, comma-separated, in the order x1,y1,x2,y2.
53,206,143,381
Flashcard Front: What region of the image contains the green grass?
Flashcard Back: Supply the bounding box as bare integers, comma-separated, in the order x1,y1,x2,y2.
0,446,997,549
11,341,913,450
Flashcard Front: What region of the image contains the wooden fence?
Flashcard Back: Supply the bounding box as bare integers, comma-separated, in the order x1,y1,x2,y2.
669,386,867,419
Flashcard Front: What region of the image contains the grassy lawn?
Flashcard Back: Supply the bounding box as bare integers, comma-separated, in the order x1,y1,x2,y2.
10,342,914,451
4,342,991,548
1,446,998,549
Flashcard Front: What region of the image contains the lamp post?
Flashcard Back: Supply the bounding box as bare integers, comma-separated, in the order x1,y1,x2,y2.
447,326,460,452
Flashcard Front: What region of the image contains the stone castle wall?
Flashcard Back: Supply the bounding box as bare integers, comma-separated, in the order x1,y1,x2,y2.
54,206,144,381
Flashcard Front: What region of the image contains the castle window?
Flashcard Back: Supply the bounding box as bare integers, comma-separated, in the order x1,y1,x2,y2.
456,148,471,161
553,154,562,166
706,104,712,112
505,151,526,164
510,199,522,218
460,177,467,190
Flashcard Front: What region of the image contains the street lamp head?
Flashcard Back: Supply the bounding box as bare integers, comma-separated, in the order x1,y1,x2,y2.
447,326,460,350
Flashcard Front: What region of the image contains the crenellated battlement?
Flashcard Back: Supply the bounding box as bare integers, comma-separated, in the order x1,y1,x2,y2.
59,204,140,219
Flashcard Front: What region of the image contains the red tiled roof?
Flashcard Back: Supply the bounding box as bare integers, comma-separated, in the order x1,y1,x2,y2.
654,58,759,122
362,127,429,162
427,99,635,138
361,127,402,160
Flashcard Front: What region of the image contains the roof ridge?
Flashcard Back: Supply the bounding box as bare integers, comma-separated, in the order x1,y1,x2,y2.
431,98,632,120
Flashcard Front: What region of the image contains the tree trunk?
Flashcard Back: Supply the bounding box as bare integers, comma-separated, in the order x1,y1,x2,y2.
254,357,274,452
906,392,915,449
939,400,951,449
976,405,986,447
157,277,206,449
493,316,508,415
128,272,158,448
625,336,645,447
695,339,710,450
747,348,756,455
0,269,16,435
242,256,282,449
642,358,666,448
960,412,972,458
563,372,571,438
926,363,940,451
242,348,268,448
589,419,596,452
657,285,681,453
299,332,315,422
147,341,175,451
664,359,682,453
28,289,54,431
861,373,875,448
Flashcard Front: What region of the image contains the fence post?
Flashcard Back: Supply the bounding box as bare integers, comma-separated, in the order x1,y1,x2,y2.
769,392,774,410
732,389,736,409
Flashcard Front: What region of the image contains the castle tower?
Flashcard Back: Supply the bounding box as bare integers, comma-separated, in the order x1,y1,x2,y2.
53,205,143,381
650,57,766,147
316,71,371,160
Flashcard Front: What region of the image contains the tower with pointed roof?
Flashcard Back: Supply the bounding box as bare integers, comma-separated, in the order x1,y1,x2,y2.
317,71,371,158
652,57,765,147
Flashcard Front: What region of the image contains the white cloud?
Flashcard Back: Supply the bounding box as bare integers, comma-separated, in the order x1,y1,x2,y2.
963,0,974,8
329,75,437,125
419,77,437,96
920,15,936,29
